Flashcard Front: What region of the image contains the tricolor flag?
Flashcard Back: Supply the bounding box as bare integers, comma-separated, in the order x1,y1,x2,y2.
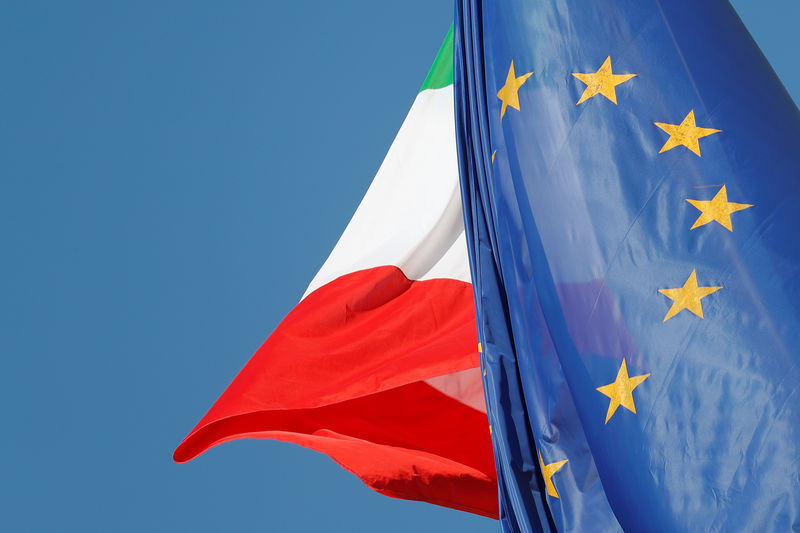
455,0,800,531
174,28,498,518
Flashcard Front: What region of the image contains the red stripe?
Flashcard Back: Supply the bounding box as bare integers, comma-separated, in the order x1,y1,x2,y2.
174,265,498,518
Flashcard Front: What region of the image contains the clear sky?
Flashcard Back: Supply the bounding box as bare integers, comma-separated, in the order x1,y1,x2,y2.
1,1,797,531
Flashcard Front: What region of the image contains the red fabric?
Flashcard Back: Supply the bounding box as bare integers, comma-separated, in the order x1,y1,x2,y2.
174,265,498,518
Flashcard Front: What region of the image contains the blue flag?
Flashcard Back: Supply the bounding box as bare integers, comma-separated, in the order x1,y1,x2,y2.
454,1,800,531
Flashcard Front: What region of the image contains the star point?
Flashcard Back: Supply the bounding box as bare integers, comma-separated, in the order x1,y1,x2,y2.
538,452,568,498
497,60,533,120
596,359,650,424
659,269,722,321
686,185,752,231
572,56,636,105
655,110,721,156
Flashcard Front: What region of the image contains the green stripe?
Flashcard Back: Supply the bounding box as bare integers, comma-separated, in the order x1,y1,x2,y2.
420,25,454,92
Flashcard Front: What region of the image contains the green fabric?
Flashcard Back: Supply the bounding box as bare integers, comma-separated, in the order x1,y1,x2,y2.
420,25,454,92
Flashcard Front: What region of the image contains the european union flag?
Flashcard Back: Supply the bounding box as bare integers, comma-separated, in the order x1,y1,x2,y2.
454,1,800,531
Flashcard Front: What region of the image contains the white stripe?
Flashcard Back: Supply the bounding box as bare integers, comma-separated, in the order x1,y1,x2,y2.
303,86,470,299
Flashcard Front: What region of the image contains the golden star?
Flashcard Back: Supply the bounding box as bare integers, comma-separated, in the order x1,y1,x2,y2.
659,269,722,322
538,452,568,498
596,359,650,424
686,184,753,231
654,110,721,156
572,56,636,105
497,60,533,120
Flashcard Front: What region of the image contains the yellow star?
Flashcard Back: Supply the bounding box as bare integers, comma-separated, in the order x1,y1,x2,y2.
572,56,636,105
596,359,650,424
497,60,533,120
686,185,753,231
538,452,568,498
658,269,722,322
654,110,721,156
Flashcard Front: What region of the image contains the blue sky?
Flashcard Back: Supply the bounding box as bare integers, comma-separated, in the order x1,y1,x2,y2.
1,2,797,531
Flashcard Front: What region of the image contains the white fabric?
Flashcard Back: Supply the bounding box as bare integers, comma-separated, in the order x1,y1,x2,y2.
425,367,487,413
303,87,470,299
301,85,483,414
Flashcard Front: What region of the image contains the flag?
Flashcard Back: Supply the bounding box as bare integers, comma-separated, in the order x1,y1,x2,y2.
454,0,800,531
174,28,499,518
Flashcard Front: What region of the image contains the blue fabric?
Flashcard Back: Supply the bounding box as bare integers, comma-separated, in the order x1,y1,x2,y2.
454,1,800,531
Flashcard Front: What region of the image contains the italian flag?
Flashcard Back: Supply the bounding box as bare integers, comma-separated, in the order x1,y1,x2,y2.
174,27,498,518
